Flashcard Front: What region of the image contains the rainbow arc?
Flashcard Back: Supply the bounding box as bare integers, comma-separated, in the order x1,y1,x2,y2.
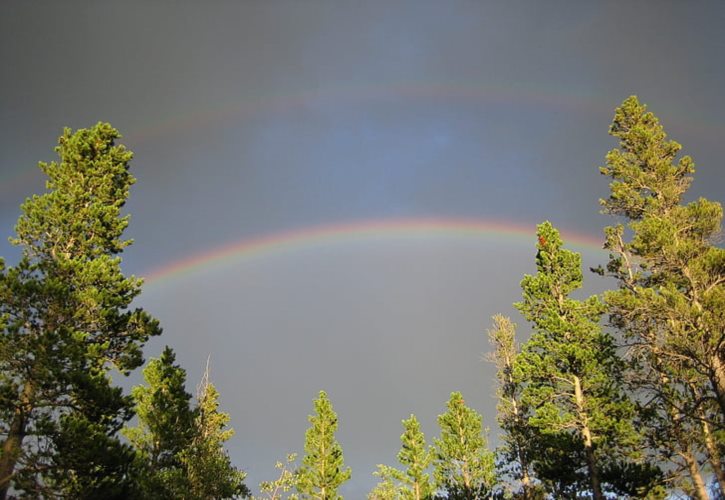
142,217,605,287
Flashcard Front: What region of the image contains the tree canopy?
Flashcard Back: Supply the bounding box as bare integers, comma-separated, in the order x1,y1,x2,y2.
0,124,247,499
297,391,351,500
433,392,496,500
598,95,725,499
0,124,160,498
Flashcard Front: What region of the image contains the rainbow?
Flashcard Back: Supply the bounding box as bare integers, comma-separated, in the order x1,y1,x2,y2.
121,82,724,147
142,217,605,288
122,82,609,146
5,82,722,193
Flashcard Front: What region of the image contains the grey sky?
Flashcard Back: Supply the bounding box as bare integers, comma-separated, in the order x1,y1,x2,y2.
2,1,724,496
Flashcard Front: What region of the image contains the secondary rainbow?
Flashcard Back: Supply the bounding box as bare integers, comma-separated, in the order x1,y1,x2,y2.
122,82,724,147
142,217,605,288
4,82,599,193
5,82,722,194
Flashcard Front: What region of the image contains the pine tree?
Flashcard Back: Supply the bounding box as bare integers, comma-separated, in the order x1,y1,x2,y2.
0,124,160,498
297,391,351,500
368,477,398,500
487,315,542,500
180,361,250,499
515,222,658,499
124,346,197,498
598,96,725,498
126,351,249,499
41,376,143,499
372,415,434,500
433,392,496,499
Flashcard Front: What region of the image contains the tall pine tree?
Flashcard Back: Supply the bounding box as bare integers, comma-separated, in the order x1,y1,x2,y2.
515,222,657,499
180,362,250,499
124,346,197,498
126,349,249,499
0,124,160,498
372,414,434,500
598,96,725,498
487,315,542,500
433,392,496,500
297,391,351,500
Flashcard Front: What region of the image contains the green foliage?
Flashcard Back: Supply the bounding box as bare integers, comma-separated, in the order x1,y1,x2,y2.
514,222,656,498
599,95,725,498
44,410,142,499
433,392,496,499
181,369,250,499
372,415,434,500
257,454,300,500
125,350,248,499
124,346,249,499
0,123,160,498
487,315,539,499
124,346,197,498
297,391,351,500
368,476,399,500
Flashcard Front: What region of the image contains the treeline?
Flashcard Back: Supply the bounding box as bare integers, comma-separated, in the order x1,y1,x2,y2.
0,97,723,499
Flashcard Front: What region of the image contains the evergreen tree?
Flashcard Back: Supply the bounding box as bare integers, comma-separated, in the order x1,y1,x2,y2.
433,392,496,499
42,377,143,499
126,350,249,499
487,315,542,500
297,391,351,500
515,222,658,499
0,124,160,498
368,476,398,500
598,96,725,498
124,346,197,498
372,415,434,500
180,362,250,499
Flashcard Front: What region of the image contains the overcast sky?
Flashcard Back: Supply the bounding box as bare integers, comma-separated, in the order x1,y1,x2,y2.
2,2,724,496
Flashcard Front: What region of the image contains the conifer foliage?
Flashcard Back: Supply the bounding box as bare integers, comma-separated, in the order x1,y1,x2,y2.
125,349,249,499
514,222,655,499
372,415,434,500
0,124,247,498
124,346,197,498
433,392,496,500
599,96,725,499
487,315,540,500
181,362,250,499
0,124,161,498
297,391,351,500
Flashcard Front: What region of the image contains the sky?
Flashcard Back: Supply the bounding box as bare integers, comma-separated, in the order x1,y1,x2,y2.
1,1,725,496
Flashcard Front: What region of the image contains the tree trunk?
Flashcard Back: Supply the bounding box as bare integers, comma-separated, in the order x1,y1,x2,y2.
581,428,603,500
711,353,725,418
701,415,725,497
0,382,33,500
512,401,532,499
573,376,603,500
520,462,531,500
683,448,709,500
0,413,24,500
